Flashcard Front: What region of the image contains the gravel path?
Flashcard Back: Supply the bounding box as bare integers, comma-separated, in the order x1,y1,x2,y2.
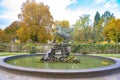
0,56,120,80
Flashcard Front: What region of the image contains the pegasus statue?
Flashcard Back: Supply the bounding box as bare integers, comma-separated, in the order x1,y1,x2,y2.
55,25,74,40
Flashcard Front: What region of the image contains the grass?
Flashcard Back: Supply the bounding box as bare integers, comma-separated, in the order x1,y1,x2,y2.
91,54,120,58
0,52,28,56
0,52,120,59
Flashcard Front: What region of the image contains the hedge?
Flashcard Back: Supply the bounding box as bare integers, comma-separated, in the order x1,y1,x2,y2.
71,44,120,54
0,43,120,54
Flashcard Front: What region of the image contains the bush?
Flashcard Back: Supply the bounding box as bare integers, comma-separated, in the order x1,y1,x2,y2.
71,44,120,54
30,46,36,54
23,43,36,53
0,44,6,52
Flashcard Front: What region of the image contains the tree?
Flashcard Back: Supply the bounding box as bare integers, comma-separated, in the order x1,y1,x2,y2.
73,29,84,43
101,11,115,42
92,11,103,42
60,20,70,28
0,29,8,42
101,10,114,27
53,20,61,27
94,11,100,26
52,20,70,42
73,14,91,42
17,0,53,43
4,21,20,42
103,18,120,42
92,11,115,43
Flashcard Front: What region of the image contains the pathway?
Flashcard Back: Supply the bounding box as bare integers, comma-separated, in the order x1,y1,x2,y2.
0,56,120,80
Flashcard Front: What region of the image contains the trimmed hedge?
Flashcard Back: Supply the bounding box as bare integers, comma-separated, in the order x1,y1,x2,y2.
0,43,120,54
0,43,52,53
71,44,120,54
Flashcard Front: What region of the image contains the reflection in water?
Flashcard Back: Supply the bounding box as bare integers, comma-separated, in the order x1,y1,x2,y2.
7,56,113,69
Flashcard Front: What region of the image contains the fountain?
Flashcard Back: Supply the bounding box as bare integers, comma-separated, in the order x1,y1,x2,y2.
40,39,79,63
39,25,79,63
0,25,120,78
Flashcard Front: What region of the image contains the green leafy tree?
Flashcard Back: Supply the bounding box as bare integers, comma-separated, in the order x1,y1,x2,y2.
73,14,91,42
94,11,101,26
101,11,115,42
92,11,103,42
101,10,115,27
92,11,114,43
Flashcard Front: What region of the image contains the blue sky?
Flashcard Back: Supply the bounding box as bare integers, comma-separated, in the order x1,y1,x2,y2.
0,0,120,29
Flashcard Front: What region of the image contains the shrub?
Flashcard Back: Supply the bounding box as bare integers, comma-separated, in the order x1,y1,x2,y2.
23,43,36,53
0,44,6,52
30,46,36,54
71,44,120,54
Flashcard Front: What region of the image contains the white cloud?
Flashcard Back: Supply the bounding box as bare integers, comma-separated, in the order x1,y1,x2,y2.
36,0,77,25
113,4,118,8
104,2,111,8
0,0,25,27
0,0,24,11
94,0,106,4
0,0,77,26
0,0,120,29
104,0,119,9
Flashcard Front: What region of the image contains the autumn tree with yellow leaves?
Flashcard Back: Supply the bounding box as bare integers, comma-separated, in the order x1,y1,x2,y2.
0,29,8,42
103,18,120,42
52,20,70,42
17,0,53,43
60,20,70,28
4,21,20,42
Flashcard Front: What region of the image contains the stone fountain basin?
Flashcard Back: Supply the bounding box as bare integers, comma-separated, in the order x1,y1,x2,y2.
0,54,120,78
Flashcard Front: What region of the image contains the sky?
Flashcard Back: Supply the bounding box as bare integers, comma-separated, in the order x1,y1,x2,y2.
0,0,120,29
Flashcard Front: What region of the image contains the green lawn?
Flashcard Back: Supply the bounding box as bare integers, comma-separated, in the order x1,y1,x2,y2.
0,52,120,59
91,54,120,58
0,52,28,56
